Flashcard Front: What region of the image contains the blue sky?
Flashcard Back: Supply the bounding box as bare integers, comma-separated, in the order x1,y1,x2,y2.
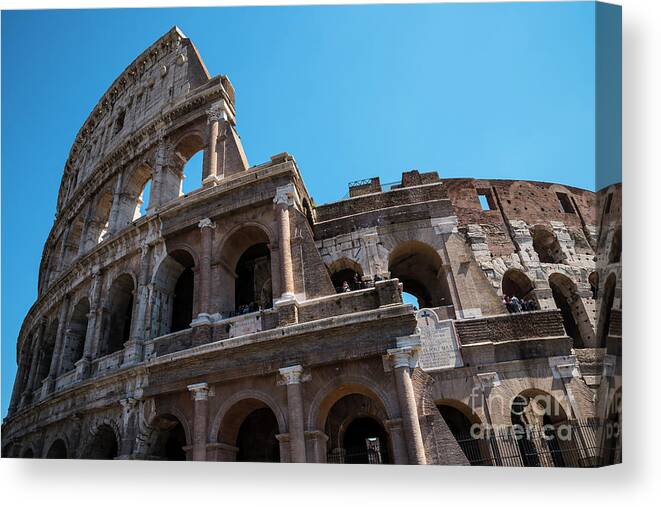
1,3,615,417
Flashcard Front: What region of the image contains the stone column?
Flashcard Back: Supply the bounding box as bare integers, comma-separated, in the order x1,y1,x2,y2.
384,418,408,464
118,397,138,458
124,245,152,365
278,365,307,463
21,321,45,407
203,107,223,186
387,343,427,464
43,296,71,395
197,218,215,317
107,172,125,235
273,184,297,300
78,269,104,378
188,382,210,461
305,430,329,463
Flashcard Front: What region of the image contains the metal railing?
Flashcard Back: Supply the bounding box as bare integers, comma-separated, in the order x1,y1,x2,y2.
452,418,620,467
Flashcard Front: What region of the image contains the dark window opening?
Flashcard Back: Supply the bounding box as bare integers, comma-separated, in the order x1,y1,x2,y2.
604,193,613,215
235,243,272,313
236,408,280,462
113,111,125,135
341,417,390,465
437,405,484,465
171,267,194,332
84,425,119,460
476,189,497,211
556,192,575,213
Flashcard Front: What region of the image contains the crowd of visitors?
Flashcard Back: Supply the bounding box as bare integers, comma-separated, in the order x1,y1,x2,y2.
502,294,539,313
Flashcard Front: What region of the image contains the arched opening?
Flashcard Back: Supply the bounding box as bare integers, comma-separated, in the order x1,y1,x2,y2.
102,274,135,356
388,241,452,309
62,213,86,269
62,297,89,372
46,439,68,459
510,390,568,467
37,319,58,385
174,134,205,195
597,273,617,346
609,228,622,264
235,244,272,313
151,250,196,337
236,408,280,462
589,271,599,300
84,424,119,460
218,398,281,462
531,226,565,264
436,402,485,466
549,273,591,348
324,393,392,464
220,226,273,315
86,190,113,247
148,414,188,461
21,447,34,459
501,269,537,312
328,258,364,293
115,165,152,228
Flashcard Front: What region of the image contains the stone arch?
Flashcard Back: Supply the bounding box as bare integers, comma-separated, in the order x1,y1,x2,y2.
548,272,594,348
45,438,68,459
387,240,452,308
85,187,114,248
150,249,196,337
20,445,35,458
501,268,535,300
210,389,286,443
172,131,206,195
589,271,599,299
597,273,618,346
328,257,365,292
116,163,153,227
435,399,486,466
61,212,86,269
531,225,565,264
36,318,59,385
82,421,120,460
218,223,275,314
609,228,622,264
61,296,90,372
145,412,190,461
307,375,398,432
510,388,569,467
319,389,394,465
214,394,284,462
100,273,136,356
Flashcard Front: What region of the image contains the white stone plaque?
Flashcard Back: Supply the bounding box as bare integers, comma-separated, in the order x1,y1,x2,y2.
416,309,463,370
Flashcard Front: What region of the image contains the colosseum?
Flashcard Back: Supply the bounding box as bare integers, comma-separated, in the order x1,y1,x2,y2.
2,27,621,466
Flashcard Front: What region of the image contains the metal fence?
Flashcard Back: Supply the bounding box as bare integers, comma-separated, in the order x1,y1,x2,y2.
454,418,620,467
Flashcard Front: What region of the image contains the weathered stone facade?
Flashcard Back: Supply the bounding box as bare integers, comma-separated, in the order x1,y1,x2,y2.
2,28,621,466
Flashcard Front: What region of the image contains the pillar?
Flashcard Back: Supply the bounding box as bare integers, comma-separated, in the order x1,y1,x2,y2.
118,397,138,458
43,295,71,396
78,269,104,378
203,107,222,186
107,172,125,235
188,382,210,461
278,365,307,463
197,218,215,317
21,321,45,407
387,344,427,464
124,245,152,365
273,184,297,300
384,418,408,464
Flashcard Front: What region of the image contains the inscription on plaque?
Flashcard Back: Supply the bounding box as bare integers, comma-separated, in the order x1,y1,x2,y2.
416,309,463,370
